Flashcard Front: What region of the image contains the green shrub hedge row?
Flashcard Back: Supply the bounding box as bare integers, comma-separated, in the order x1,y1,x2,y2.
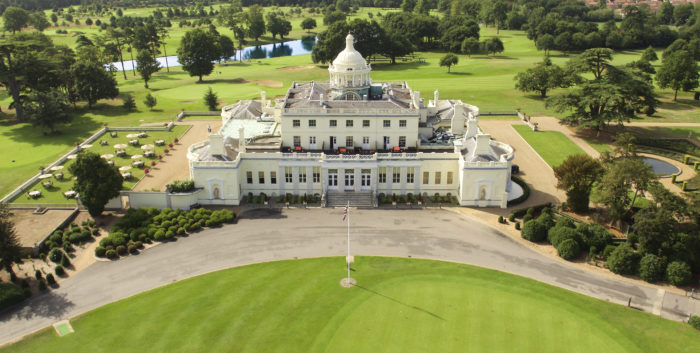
96,207,235,259
512,203,552,219
167,179,196,193
43,219,98,255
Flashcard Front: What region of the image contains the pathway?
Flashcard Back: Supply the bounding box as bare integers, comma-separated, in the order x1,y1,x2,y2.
0,208,696,345
132,120,222,192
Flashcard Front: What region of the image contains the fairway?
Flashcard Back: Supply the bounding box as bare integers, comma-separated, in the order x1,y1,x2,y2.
513,125,586,167
3,257,697,353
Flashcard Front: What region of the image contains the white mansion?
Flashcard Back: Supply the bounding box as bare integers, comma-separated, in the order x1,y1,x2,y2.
187,34,516,207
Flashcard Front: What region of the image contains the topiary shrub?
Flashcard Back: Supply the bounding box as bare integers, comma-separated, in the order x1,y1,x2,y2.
536,212,555,230
116,245,127,256
638,254,666,283
62,242,73,253
60,254,71,267
128,244,138,254
515,222,520,230
548,226,580,248
49,248,63,263
521,220,547,242
576,223,613,250
508,213,515,222
46,273,56,286
602,244,617,260
105,249,118,259
666,261,692,286
555,217,576,229
95,246,106,257
498,216,504,223
522,214,533,224
557,239,581,260
606,243,639,275
38,280,47,291
54,265,65,276
690,315,700,330
165,230,175,239
177,227,185,235
35,270,43,280
92,228,100,236
154,230,166,241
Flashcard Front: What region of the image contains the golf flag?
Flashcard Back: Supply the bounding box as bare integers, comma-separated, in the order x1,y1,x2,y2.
343,205,348,221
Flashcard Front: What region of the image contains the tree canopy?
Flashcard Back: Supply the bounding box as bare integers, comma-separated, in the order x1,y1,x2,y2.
656,49,700,101
25,88,71,133
177,28,221,82
553,154,604,212
69,151,123,218
439,54,459,73
0,203,21,275
136,49,160,89
515,57,572,98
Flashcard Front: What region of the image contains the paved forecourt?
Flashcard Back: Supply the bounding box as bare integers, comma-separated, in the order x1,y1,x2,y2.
0,208,696,345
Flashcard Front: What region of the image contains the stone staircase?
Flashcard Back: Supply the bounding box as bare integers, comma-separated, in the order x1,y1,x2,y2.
326,191,374,207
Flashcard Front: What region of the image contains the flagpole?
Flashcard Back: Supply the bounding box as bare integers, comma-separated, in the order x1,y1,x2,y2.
347,200,350,281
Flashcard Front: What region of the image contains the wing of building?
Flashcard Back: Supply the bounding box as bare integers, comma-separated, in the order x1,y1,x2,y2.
187,34,515,207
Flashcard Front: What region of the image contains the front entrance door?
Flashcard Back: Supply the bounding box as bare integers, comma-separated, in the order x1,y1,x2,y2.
383,136,390,150
344,169,354,191
328,169,338,190
361,169,371,191
309,136,316,150
330,136,337,150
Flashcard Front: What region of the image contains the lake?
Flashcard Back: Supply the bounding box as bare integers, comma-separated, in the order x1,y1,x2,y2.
111,37,316,71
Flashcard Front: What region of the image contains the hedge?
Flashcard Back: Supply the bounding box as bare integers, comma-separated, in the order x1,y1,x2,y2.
522,220,548,242
557,239,581,260
666,261,692,286
0,283,25,311
54,265,65,276
638,254,666,283
507,176,531,207
690,315,700,330
512,203,553,219
607,243,639,275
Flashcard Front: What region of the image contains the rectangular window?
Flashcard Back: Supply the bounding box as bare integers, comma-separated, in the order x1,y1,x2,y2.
293,120,300,127
293,136,301,147
378,167,387,183
399,120,407,128
346,136,353,147
330,120,337,127
423,171,429,184
399,136,406,148
299,168,307,183
285,167,293,183
362,136,369,145
258,171,265,184
407,167,415,184
392,167,401,183
363,120,370,127
309,136,316,145
246,171,253,184
270,171,277,184
313,167,320,183
447,171,453,184
308,119,316,127
435,171,441,184
383,120,391,128
346,120,353,127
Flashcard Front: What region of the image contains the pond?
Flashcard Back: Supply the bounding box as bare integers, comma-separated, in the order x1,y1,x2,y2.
643,157,680,177
110,37,316,71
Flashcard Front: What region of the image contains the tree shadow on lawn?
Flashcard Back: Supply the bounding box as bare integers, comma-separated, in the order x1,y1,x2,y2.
0,116,102,147
447,71,472,76
471,55,517,60
657,98,700,111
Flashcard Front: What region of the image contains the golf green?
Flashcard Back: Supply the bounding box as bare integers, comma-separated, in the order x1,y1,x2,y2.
2,257,698,353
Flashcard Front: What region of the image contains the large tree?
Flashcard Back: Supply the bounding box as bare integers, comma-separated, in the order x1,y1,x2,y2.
2,7,29,34
553,154,604,212
266,13,292,40
177,28,221,82
596,157,656,223
25,88,71,134
380,31,415,64
218,6,247,62
312,19,385,64
656,50,700,101
136,49,160,89
218,35,235,63
515,57,572,98
70,60,119,108
439,53,459,73
547,48,657,133
0,203,22,275
246,5,266,42
301,18,317,33
69,151,123,217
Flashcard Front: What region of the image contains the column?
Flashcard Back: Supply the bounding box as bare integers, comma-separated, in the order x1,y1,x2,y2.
321,167,328,194
354,168,360,192
292,166,299,196
400,166,407,195
371,167,378,194
278,165,285,196
307,166,313,195
339,168,345,193
414,166,421,196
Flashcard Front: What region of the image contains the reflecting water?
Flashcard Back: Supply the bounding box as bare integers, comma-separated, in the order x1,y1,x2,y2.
111,37,316,71
643,157,680,177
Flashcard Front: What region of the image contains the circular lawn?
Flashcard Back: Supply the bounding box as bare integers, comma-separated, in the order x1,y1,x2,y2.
4,257,698,353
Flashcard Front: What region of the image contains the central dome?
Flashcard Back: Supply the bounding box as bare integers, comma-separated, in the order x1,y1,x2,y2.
332,34,368,69
328,33,372,96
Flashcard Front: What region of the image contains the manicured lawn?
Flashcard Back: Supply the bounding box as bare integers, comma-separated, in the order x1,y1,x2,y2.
2,257,697,353
513,125,586,167
8,125,189,205
583,138,613,154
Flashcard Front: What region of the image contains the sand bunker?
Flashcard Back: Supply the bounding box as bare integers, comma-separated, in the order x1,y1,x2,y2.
278,65,317,72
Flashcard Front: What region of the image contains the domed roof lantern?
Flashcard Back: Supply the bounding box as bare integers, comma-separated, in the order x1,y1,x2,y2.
329,32,372,91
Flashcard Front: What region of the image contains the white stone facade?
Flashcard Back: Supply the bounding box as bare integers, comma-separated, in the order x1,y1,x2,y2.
186,34,514,208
